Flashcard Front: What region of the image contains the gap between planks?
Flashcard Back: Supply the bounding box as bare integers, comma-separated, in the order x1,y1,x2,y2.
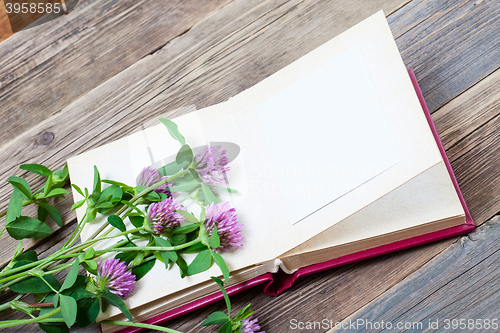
326,215,500,333
0,0,498,330
0,0,234,147
0,0,416,270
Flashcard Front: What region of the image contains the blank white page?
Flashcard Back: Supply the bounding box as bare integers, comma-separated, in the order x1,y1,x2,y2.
256,46,401,224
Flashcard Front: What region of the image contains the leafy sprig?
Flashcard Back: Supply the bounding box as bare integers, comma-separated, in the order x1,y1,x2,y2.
1,164,69,240
0,118,250,332
202,277,260,333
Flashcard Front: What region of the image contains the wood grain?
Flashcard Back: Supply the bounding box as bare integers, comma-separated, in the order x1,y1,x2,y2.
433,68,500,225
0,0,496,269
0,233,461,332
0,0,233,146
164,237,460,333
0,0,413,269
326,215,500,333
0,0,498,332
433,68,500,152
447,110,500,227
388,0,500,113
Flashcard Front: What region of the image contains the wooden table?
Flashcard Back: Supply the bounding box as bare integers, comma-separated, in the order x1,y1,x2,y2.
1,0,499,332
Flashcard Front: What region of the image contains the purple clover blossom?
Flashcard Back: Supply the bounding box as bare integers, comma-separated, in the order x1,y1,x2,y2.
137,166,172,196
204,202,243,251
194,145,230,185
148,197,185,235
240,315,264,333
95,259,135,298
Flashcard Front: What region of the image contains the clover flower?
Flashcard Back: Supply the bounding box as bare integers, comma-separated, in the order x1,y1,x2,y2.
194,145,230,185
95,258,135,298
240,315,264,333
137,166,172,196
148,197,185,235
204,202,243,251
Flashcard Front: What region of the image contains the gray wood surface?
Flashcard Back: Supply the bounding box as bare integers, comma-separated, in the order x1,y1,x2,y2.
0,0,232,146
389,0,500,113
0,0,412,269
0,0,499,332
327,215,500,333
438,68,500,227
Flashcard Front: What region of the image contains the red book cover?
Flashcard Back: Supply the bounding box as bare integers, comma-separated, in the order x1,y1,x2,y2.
115,69,475,333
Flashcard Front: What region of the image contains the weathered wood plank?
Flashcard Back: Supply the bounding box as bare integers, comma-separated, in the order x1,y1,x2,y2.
0,0,419,330
388,0,500,113
447,110,500,228
168,50,500,333
0,0,412,269
326,215,500,333
432,68,500,225
0,235,460,332
164,238,460,333
163,1,500,331
0,0,499,332
2,0,497,224
433,68,500,152
0,0,233,147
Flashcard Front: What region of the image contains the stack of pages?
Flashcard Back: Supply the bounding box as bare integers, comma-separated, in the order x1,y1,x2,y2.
67,11,473,331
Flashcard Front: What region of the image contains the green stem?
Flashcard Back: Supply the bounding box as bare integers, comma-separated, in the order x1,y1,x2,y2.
1,275,29,291
133,169,189,204
95,238,201,255
0,269,35,285
44,262,73,276
0,295,24,313
131,254,156,267
0,170,190,291
7,238,119,286
0,225,143,286
65,229,141,260
39,276,58,293
32,187,44,196
88,169,190,240
114,204,133,223
100,320,184,333
0,237,88,291
35,235,134,280
65,209,88,248
0,249,66,284
79,227,144,248
0,245,74,287
0,301,11,312
0,214,98,288
51,252,81,260
0,200,32,220
70,236,132,256
0,259,42,279
81,215,131,253
0,307,61,329
0,317,65,324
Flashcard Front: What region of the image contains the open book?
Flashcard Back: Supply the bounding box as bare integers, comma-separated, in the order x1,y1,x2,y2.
67,11,474,332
